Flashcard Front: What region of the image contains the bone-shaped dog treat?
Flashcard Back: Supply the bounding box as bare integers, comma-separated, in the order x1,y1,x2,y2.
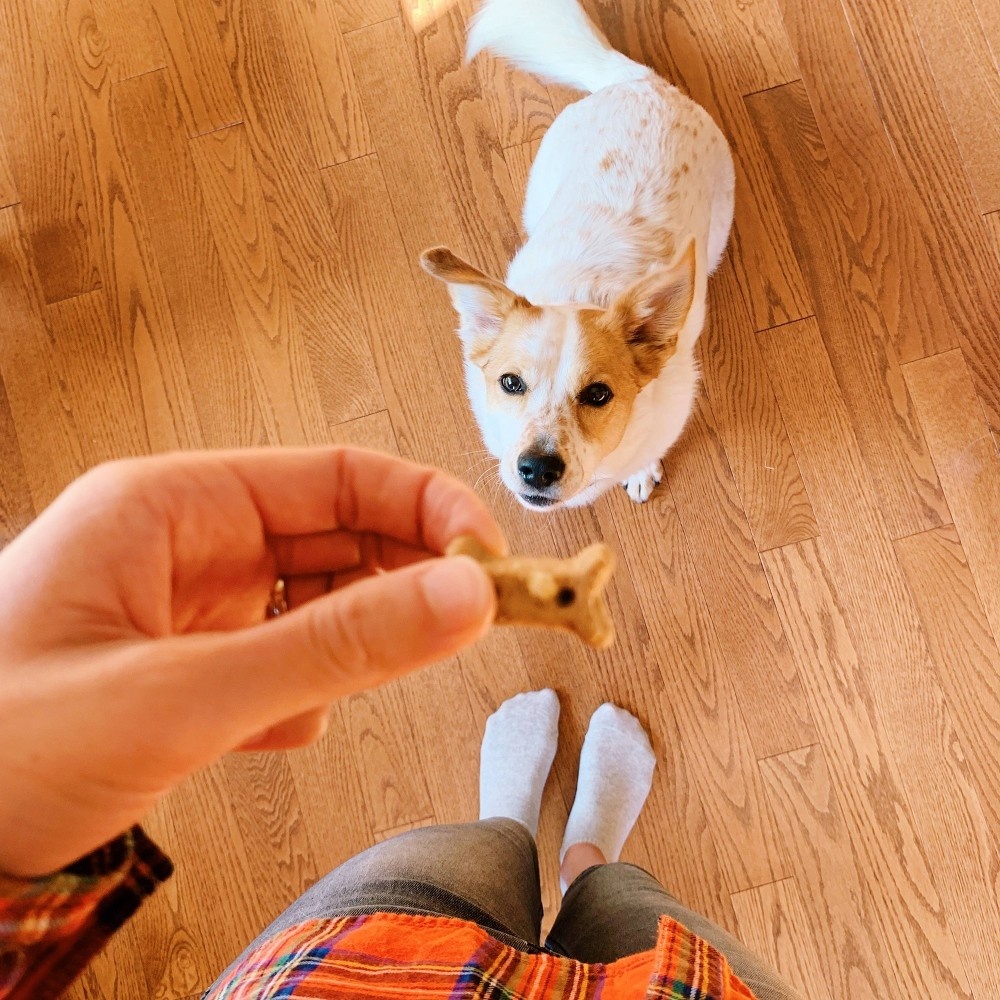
446,536,616,649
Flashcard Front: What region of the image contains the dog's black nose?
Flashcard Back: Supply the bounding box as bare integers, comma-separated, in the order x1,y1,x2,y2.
518,451,565,489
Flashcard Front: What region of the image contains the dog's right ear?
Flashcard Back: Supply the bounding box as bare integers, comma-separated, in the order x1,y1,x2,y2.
420,247,530,359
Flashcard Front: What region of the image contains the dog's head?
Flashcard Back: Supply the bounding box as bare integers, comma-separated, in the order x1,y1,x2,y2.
420,242,696,510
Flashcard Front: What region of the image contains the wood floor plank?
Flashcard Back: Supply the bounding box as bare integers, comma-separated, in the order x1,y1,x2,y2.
973,0,1000,68
838,0,1000,436
189,124,330,447
730,878,832,1000
460,0,555,151
895,524,1000,894
903,350,1000,643
319,153,481,470
776,0,959,364
908,0,1000,215
90,0,167,82
593,0,810,330
151,0,243,137
989,210,1000,261
699,257,818,551
761,318,997,999
0,373,33,547
222,752,320,929
747,81,949,539
666,391,817,757
401,6,522,275
272,0,373,167
343,686,436,833
139,764,271,995
286,703,376,876
334,0,397,34
610,487,788,893
181,0,386,426
111,70,265,448
0,123,17,208
43,289,150,463
327,409,399,451
757,745,904,999
0,1,101,301
0,207,87,510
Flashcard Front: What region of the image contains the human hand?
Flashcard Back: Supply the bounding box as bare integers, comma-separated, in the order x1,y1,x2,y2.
0,448,502,878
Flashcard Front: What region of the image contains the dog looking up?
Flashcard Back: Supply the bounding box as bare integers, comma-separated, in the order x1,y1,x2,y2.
422,0,734,510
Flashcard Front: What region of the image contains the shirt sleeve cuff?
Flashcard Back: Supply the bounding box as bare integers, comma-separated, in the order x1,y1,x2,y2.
0,826,173,1000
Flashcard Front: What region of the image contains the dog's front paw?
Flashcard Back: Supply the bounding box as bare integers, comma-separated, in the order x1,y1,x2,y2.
622,461,663,503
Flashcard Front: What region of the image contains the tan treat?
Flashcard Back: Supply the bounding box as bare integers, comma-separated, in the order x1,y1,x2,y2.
446,536,616,649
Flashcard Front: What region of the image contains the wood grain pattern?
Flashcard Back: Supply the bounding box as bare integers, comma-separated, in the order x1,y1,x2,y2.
747,81,949,539
698,257,818,551
0,123,17,208
908,0,1000,215
730,878,832,1000
776,0,960,364
0,373,33,547
665,391,817,757
758,745,903,999
180,0,386,425
611,487,788,893
895,524,1000,894
0,1,102,301
112,70,265,448
43,289,150,463
0,207,87,509
318,153,479,468
222,752,320,925
333,0,397,34
151,0,243,137
189,124,329,446
138,765,270,995
343,686,436,833
974,0,1000,67
838,0,1000,436
272,0,373,167
903,350,1000,643
761,319,999,998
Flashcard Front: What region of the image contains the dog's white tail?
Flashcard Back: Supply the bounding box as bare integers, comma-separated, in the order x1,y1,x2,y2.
466,0,652,93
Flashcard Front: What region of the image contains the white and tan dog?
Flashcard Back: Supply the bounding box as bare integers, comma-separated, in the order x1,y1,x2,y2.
421,0,734,510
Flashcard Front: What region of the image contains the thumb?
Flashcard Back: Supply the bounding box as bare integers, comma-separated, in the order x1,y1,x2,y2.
154,555,496,752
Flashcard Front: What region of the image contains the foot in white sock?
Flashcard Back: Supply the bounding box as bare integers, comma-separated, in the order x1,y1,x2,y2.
560,703,656,883
479,690,560,837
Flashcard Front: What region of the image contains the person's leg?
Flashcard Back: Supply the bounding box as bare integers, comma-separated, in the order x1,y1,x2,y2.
207,690,560,989
550,862,805,1000
546,704,803,1000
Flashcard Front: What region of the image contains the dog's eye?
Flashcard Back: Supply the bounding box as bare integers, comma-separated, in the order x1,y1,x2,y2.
500,373,527,394
579,382,614,407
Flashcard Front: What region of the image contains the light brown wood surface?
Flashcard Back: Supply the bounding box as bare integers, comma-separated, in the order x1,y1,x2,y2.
0,0,996,996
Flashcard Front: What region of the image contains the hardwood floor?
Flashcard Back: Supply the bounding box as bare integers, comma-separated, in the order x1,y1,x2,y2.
0,0,997,995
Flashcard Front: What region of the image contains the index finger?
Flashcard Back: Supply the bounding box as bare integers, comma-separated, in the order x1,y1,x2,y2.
218,447,507,554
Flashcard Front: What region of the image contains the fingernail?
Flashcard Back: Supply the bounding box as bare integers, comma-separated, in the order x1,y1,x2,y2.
419,556,496,630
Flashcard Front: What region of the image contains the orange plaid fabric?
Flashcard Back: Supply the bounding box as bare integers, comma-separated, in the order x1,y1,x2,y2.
205,912,757,999
1,831,756,1000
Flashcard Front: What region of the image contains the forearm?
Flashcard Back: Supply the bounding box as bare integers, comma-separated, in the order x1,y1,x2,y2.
0,828,172,1000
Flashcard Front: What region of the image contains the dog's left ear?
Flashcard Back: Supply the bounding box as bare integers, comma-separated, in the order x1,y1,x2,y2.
611,239,697,381
420,247,530,360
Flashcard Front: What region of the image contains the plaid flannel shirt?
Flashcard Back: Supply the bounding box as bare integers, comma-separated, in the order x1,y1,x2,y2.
0,830,755,1000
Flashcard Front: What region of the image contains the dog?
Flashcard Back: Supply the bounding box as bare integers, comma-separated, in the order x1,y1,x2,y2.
421,0,734,510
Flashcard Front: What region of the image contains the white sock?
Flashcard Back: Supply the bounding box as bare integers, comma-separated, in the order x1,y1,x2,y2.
560,703,656,868
479,690,560,836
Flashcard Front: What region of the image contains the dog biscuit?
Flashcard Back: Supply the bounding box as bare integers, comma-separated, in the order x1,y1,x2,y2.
446,536,616,649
